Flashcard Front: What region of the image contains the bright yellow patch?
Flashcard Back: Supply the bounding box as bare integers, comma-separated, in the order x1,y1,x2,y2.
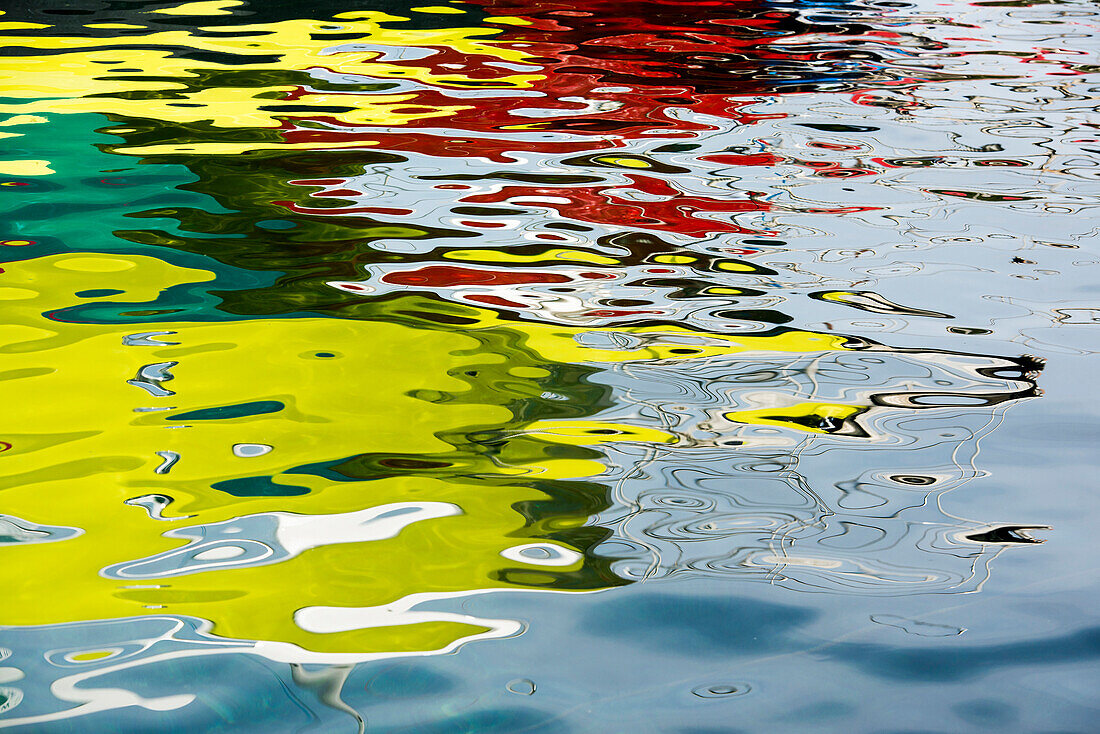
0,288,38,301
594,156,651,169
151,0,243,15
53,256,137,273
0,16,547,148
0,115,47,126
442,248,620,266
0,22,51,30
68,650,115,662
715,261,756,272
411,6,466,13
484,16,532,25
0,159,53,175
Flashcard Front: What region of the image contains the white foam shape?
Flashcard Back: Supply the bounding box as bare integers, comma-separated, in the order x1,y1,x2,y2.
0,667,23,684
273,502,461,558
258,587,606,664
246,589,528,664
500,543,583,567
104,503,461,579
107,540,275,578
193,545,247,561
314,44,435,61
122,331,178,347
505,196,572,205
232,443,272,458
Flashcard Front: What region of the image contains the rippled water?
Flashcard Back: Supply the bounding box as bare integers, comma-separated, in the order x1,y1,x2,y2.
1,0,1098,730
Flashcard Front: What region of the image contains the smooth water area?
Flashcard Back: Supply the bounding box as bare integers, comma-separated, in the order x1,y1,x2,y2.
1,0,1097,730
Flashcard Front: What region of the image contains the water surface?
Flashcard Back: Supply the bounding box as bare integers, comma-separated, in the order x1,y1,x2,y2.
1,0,1098,730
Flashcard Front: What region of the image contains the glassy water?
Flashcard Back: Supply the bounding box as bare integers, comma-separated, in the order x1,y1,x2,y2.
1,0,1097,730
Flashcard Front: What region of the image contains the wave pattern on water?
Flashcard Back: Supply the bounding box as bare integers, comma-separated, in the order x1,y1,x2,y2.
0,0,1097,729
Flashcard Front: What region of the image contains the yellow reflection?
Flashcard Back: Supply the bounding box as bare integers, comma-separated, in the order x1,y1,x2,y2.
0,159,53,175
1,251,863,656
0,13,545,150
1,255,544,653
151,0,244,15
443,248,621,266
411,5,467,13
